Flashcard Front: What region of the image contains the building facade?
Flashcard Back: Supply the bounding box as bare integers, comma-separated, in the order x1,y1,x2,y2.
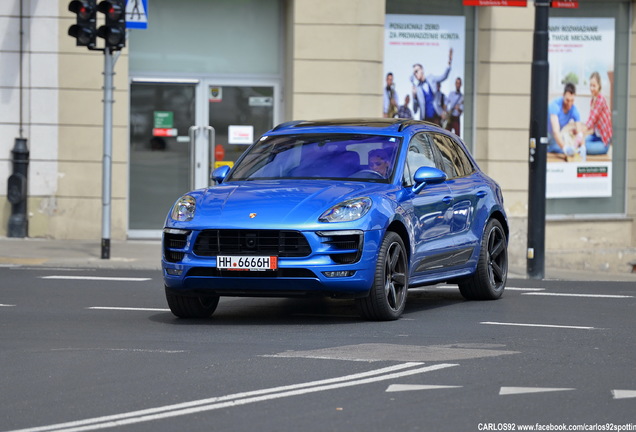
1,0,635,273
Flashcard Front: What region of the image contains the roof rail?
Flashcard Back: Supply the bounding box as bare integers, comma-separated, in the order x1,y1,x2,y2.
397,120,418,132
397,119,438,132
272,120,305,131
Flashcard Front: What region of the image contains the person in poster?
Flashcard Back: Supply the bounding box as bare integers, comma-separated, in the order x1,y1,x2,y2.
547,82,584,161
582,71,612,156
446,76,464,136
397,94,413,119
411,48,453,123
383,72,399,118
432,81,448,127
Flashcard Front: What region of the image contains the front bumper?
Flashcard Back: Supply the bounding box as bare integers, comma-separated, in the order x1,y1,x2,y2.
162,228,384,298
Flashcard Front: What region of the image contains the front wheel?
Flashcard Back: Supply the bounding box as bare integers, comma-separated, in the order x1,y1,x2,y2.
356,231,409,321
165,288,220,318
458,219,507,300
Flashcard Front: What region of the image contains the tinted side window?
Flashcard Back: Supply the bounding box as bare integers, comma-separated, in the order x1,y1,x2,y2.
403,133,436,185
430,133,474,179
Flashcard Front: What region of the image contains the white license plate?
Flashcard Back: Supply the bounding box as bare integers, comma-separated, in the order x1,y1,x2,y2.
216,255,278,271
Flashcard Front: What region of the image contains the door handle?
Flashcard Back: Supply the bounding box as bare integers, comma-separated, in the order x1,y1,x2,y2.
442,196,453,205
476,190,487,198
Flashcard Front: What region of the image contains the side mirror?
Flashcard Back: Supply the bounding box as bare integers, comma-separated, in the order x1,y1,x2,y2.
412,166,447,194
211,165,231,184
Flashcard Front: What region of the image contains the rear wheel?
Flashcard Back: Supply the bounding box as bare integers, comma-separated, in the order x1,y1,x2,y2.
357,231,409,321
458,219,507,300
165,288,219,318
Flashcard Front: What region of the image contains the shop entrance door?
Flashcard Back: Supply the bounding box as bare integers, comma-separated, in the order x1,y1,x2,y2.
128,80,277,237
207,84,275,169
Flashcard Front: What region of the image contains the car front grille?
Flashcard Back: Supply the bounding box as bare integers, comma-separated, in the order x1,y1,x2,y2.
193,229,312,258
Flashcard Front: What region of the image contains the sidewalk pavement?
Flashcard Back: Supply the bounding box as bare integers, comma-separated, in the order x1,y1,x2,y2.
0,237,162,271
1,236,635,282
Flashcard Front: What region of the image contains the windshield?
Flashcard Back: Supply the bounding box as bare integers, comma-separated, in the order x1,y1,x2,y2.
227,134,402,182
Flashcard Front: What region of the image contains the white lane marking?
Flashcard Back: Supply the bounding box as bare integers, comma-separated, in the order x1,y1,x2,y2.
50,348,186,354
431,285,544,291
1,304,16,307
612,390,636,399
386,384,462,392
506,287,545,292
500,387,575,395
41,276,151,282
12,267,94,272
411,286,544,292
481,322,596,330
523,292,633,299
88,307,170,312
7,363,457,432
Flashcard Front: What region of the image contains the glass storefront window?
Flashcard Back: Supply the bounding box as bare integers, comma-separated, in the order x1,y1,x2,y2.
546,0,628,216
128,0,282,76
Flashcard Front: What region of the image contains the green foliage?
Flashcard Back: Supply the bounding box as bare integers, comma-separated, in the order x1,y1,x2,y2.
561,72,579,85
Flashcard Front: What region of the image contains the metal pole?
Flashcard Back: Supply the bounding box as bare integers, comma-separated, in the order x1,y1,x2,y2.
527,0,550,279
206,126,215,186
101,48,114,259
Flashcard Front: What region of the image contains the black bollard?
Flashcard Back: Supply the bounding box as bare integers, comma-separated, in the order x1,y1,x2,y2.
7,138,29,237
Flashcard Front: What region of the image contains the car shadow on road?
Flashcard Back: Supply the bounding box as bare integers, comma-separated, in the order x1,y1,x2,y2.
149,284,467,325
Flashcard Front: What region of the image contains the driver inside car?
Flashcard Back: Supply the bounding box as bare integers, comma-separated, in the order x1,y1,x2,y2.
368,148,391,177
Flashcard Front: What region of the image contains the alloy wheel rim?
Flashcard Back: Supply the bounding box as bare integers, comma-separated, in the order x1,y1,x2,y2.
487,226,507,288
385,241,407,310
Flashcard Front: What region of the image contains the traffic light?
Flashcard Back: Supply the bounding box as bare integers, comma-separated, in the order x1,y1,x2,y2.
97,0,126,50
68,0,97,48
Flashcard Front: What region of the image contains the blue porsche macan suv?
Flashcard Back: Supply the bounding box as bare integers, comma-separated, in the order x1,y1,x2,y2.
162,119,508,321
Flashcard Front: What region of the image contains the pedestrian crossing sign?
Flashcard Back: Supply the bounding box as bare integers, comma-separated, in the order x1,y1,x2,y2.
126,0,148,29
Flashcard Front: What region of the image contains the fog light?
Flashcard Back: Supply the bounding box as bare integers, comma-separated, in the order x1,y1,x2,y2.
165,268,183,276
322,270,355,278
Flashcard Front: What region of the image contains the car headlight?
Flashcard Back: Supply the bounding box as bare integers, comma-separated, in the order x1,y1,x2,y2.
319,197,372,223
171,195,196,221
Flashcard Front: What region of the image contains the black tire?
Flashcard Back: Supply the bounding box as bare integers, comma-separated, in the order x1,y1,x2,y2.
165,288,219,319
357,231,409,321
458,219,507,300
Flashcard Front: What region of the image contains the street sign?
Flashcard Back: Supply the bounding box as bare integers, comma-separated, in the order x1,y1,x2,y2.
463,0,578,6
463,0,527,6
126,0,147,29
551,1,578,8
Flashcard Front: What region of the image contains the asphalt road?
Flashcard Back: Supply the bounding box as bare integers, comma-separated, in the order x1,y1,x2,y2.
1,267,635,432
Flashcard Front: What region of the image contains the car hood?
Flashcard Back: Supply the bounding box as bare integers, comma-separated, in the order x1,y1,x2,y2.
189,180,391,229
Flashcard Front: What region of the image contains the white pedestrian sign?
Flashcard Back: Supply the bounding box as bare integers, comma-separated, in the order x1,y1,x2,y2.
126,0,148,29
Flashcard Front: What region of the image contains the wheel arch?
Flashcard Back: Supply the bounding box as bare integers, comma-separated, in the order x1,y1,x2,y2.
489,209,509,242
386,219,411,262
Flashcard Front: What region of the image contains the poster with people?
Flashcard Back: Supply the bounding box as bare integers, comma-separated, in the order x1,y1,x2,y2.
384,15,466,138
546,18,615,199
